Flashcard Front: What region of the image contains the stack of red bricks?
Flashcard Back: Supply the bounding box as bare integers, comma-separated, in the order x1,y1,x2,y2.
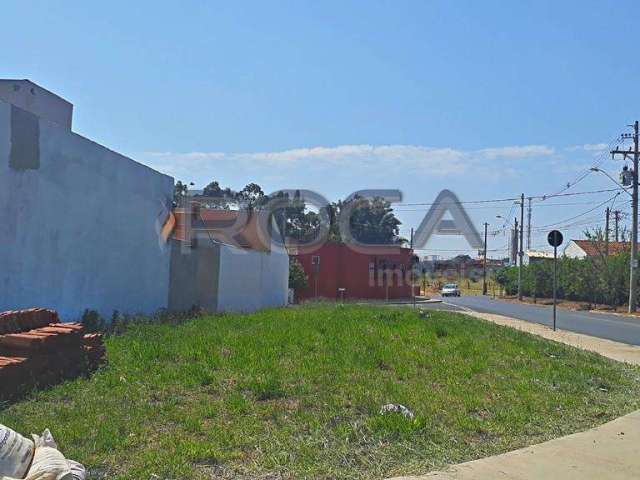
0,308,106,401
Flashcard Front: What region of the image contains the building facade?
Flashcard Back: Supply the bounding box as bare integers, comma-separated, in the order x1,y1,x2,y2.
564,240,631,259
291,242,418,301
0,80,293,319
0,80,174,320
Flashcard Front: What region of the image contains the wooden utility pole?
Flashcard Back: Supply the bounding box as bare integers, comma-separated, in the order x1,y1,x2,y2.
526,197,532,249
410,228,416,307
482,222,488,295
614,210,621,242
518,194,524,301
632,121,638,313
513,218,519,266
605,207,610,256
611,121,639,313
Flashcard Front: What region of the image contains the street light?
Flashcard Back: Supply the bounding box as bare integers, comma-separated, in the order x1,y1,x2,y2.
590,167,632,197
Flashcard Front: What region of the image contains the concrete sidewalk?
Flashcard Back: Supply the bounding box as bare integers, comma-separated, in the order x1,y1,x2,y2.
389,410,640,480
387,309,640,480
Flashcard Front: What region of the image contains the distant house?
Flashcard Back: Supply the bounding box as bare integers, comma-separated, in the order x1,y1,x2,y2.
524,250,554,265
431,255,505,281
291,242,418,301
563,240,631,259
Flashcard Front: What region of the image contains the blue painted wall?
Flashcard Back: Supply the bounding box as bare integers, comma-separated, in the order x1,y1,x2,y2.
0,98,174,320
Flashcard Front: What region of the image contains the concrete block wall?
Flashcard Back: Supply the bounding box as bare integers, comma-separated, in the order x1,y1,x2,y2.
168,239,220,312
169,232,289,313
217,241,289,312
0,97,174,320
0,80,73,130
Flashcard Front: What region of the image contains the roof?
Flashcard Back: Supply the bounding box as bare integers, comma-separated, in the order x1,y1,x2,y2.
172,207,276,252
526,250,554,259
570,240,631,257
289,240,412,257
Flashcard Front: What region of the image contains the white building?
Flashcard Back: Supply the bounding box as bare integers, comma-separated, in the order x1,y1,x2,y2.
564,240,630,259
524,250,554,265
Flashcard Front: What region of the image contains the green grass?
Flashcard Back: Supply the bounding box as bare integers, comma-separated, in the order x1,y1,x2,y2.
2,305,640,479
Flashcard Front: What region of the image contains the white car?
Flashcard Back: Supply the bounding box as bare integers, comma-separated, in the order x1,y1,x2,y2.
441,283,461,297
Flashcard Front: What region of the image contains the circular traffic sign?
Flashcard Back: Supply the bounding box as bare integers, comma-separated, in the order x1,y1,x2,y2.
547,230,563,247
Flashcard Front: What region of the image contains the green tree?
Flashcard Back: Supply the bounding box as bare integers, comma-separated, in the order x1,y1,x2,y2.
270,190,323,243
238,182,267,210
173,180,190,206
494,232,635,310
198,180,271,210
289,258,308,294
282,196,404,245
199,180,239,209
345,196,402,244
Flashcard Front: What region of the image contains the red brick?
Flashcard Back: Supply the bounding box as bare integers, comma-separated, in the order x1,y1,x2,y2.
0,309,106,401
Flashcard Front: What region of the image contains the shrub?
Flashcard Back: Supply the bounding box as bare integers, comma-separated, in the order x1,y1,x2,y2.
289,258,308,292
496,251,634,308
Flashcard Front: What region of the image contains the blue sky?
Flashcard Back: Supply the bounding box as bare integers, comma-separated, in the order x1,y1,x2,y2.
3,1,638,257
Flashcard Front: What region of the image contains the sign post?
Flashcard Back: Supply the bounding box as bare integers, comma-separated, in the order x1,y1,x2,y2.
547,230,564,331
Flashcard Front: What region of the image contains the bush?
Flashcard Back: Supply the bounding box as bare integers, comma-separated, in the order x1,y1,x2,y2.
81,309,105,332
289,258,308,292
81,307,205,335
496,251,633,308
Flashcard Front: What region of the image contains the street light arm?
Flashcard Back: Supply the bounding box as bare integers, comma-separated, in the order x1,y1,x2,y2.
590,167,633,197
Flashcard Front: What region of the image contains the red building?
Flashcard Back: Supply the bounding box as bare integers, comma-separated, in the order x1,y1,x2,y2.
291,242,418,301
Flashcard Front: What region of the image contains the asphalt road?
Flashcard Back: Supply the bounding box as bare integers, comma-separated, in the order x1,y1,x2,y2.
431,295,640,346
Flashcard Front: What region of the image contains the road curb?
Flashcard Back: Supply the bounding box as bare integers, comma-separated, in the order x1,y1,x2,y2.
462,309,640,366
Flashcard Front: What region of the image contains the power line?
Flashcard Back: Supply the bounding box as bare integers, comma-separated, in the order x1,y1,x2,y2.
529,214,611,233
396,186,625,208
533,193,620,230
394,199,614,212
533,187,626,201
540,136,623,198
414,250,500,253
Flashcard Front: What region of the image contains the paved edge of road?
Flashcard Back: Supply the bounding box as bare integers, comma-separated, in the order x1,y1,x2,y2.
384,306,640,480
447,304,640,366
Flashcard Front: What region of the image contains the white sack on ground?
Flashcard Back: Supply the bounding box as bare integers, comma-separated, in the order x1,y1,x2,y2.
67,461,85,480
0,424,34,478
23,430,73,480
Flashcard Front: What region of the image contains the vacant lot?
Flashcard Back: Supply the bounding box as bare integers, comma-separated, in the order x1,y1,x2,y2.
2,305,640,479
